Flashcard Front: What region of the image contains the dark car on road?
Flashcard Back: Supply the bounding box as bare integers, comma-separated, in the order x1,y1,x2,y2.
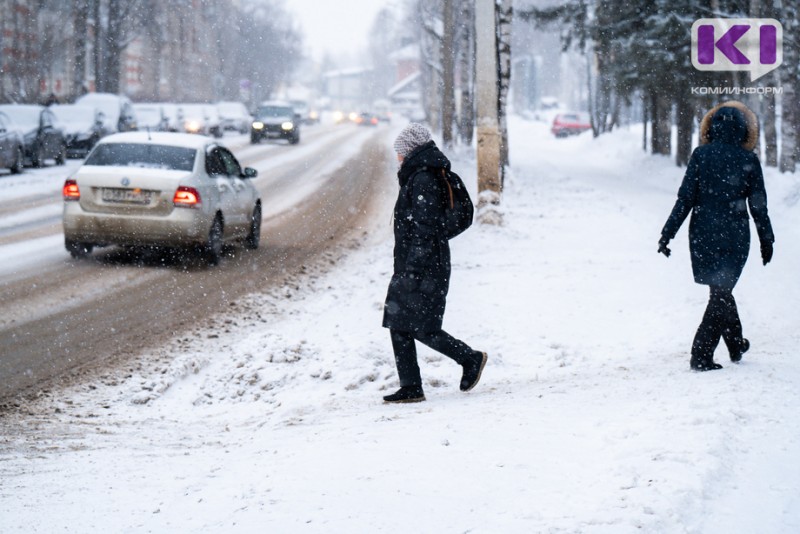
355,111,379,127
51,104,110,158
251,101,300,145
0,104,66,167
0,111,25,174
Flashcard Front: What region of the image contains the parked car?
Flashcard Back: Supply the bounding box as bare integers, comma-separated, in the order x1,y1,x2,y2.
133,104,170,132
0,111,25,174
75,92,138,133
62,132,262,265
216,101,251,134
51,104,110,158
0,104,66,167
178,104,222,138
154,103,181,132
290,99,318,125
551,112,592,138
250,101,300,145
202,105,223,138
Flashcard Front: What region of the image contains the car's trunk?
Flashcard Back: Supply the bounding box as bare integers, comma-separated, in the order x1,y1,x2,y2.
76,166,191,216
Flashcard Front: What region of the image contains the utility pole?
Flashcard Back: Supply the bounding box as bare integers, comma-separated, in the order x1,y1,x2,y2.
475,0,502,223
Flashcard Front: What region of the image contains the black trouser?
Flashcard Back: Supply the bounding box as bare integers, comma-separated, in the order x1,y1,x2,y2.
691,286,744,363
390,329,475,387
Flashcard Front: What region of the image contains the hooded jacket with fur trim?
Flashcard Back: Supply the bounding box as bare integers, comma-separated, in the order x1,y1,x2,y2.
661,101,774,289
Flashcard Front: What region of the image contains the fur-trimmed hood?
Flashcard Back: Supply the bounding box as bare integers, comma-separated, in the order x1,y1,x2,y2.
699,100,759,151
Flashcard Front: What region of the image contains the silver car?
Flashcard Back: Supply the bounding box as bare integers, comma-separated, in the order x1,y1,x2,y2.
63,132,261,265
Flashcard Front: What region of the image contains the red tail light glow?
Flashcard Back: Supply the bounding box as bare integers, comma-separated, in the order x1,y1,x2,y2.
63,179,80,201
173,186,201,207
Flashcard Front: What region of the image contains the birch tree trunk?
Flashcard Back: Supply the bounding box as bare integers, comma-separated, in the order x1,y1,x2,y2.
496,0,512,182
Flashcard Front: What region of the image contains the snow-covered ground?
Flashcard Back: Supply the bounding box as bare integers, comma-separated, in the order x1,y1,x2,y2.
1,116,799,533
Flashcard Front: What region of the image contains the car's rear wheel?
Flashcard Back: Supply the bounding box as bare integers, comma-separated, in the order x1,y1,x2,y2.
203,216,224,266
66,239,94,259
244,204,261,250
10,147,24,174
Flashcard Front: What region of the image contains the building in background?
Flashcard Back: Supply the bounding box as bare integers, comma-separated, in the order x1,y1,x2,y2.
387,43,421,118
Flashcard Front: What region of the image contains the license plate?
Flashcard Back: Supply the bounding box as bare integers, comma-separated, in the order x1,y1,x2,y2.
101,188,153,205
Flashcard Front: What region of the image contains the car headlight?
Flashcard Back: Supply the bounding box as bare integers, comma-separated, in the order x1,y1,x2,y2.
281,122,294,131
309,111,319,120
185,120,201,133
252,121,264,130
333,111,344,122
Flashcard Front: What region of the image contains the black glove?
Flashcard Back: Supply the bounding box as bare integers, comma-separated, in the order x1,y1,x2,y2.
761,241,773,265
658,236,671,258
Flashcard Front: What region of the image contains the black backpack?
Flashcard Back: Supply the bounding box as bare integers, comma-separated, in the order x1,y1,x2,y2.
438,168,474,239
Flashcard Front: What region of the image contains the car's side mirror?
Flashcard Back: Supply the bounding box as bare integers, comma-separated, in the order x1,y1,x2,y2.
242,167,257,179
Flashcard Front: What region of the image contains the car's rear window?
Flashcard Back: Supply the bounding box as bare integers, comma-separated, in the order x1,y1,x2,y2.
85,143,196,171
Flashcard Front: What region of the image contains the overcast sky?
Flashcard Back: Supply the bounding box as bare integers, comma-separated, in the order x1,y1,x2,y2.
286,0,394,61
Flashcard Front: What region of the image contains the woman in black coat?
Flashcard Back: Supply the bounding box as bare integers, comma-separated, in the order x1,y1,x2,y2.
382,123,487,403
659,101,774,371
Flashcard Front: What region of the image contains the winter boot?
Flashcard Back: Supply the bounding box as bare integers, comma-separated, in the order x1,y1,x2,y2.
460,351,488,392
690,356,723,372
383,385,425,404
730,338,750,363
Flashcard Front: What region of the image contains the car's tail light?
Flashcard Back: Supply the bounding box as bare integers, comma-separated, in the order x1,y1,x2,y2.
371,117,378,125
63,179,80,201
173,186,201,208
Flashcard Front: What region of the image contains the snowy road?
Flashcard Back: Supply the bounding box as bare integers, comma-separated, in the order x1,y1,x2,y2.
0,123,394,400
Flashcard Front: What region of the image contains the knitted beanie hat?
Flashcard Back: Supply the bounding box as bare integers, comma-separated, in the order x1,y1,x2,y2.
393,122,432,157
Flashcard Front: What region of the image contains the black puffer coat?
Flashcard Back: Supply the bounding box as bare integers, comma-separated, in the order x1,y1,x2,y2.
383,141,451,333
661,103,774,289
